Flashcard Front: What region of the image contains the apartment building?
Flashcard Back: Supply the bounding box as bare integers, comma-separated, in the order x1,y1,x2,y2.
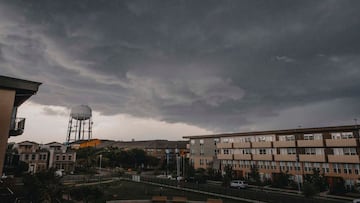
16,141,76,173
17,141,48,173
43,142,76,173
0,75,41,175
185,137,220,169
184,125,360,188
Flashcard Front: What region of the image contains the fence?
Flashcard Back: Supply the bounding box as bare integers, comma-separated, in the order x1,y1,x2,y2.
122,174,346,203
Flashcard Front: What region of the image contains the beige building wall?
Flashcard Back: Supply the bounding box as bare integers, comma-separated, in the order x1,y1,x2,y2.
0,89,15,175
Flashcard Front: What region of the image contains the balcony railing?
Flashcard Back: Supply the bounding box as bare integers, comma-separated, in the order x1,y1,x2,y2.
299,154,326,162
297,139,324,147
325,138,358,147
9,117,26,137
273,141,296,148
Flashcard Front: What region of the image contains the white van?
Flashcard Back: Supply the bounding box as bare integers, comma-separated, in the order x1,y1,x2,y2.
230,180,248,189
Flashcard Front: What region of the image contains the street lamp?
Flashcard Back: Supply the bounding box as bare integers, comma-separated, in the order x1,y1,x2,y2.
99,154,102,170
296,155,301,193
165,149,170,176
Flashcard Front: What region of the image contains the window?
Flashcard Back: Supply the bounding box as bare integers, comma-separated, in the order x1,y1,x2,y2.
214,138,219,145
32,154,36,160
313,163,320,171
271,162,277,170
68,155,72,161
355,164,360,175
344,164,352,174
305,148,316,155
304,133,322,140
264,161,270,169
190,140,195,145
258,161,264,169
257,136,266,142
245,137,251,142
294,162,301,171
259,149,266,155
304,162,312,172
243,149,251,154
304,134,314,140
62,155,66,160
200,159,204,165
344,148,357,155
279,135,295,141
286,162,293,171
199,139,204,145
56,155,59,160
322,163,329,173
223,149,230,154
214,149,219,155
279,162,286,171
331,132,353,139
25,154,29,160
287,148,296,155
200,147,204,155
333,163,341,174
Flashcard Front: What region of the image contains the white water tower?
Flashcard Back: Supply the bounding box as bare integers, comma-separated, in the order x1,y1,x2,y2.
66,105,93,144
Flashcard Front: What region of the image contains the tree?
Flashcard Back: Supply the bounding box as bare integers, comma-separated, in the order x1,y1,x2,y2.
304,168,328,192
23,168,63,203
222,165,233,187
330,177,346,195
249,164,261,184
69,186,104,203
303,182,318,198
272,171,291,188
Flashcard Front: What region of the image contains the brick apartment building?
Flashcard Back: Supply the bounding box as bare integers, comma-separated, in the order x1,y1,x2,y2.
184,125,360,188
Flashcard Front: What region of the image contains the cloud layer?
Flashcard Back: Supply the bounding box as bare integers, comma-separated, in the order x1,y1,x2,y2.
2,0,360,135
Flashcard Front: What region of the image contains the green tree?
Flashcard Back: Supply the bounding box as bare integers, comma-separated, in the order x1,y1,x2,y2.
249,164,261,184
303,182,318,198
272,171,291,188
69,186,104,203
222,165,233,187
304,168,328,192
23,168,63,203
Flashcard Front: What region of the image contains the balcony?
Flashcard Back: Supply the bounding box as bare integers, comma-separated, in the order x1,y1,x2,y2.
233,142,251,148
325,138,358,147
251,141,272,148
9,118,25,137
217,154,233,160
328,155,360,163
297,140,324,147
252,154,273,161
299,154,326,162
274,154,297,161
216,143,233,149
273,141,296,148
234,154,252,160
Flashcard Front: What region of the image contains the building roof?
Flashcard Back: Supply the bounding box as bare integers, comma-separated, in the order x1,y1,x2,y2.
109,140,187,149
44,142,63,146
0,75,41,106
183,124,360,139
17,141,39,145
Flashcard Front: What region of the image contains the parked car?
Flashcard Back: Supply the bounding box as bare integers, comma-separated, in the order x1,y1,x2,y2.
230,180,248,189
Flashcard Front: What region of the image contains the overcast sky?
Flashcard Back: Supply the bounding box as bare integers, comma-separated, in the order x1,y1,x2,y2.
2,0,360,143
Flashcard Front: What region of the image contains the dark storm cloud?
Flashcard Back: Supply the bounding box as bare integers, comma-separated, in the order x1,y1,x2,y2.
1,0,360,132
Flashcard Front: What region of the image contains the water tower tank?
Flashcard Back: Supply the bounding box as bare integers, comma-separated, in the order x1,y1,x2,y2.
70,105,92,120
66,105,93,143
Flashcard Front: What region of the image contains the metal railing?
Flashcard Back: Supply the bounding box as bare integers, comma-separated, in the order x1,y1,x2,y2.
9,118,26,137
